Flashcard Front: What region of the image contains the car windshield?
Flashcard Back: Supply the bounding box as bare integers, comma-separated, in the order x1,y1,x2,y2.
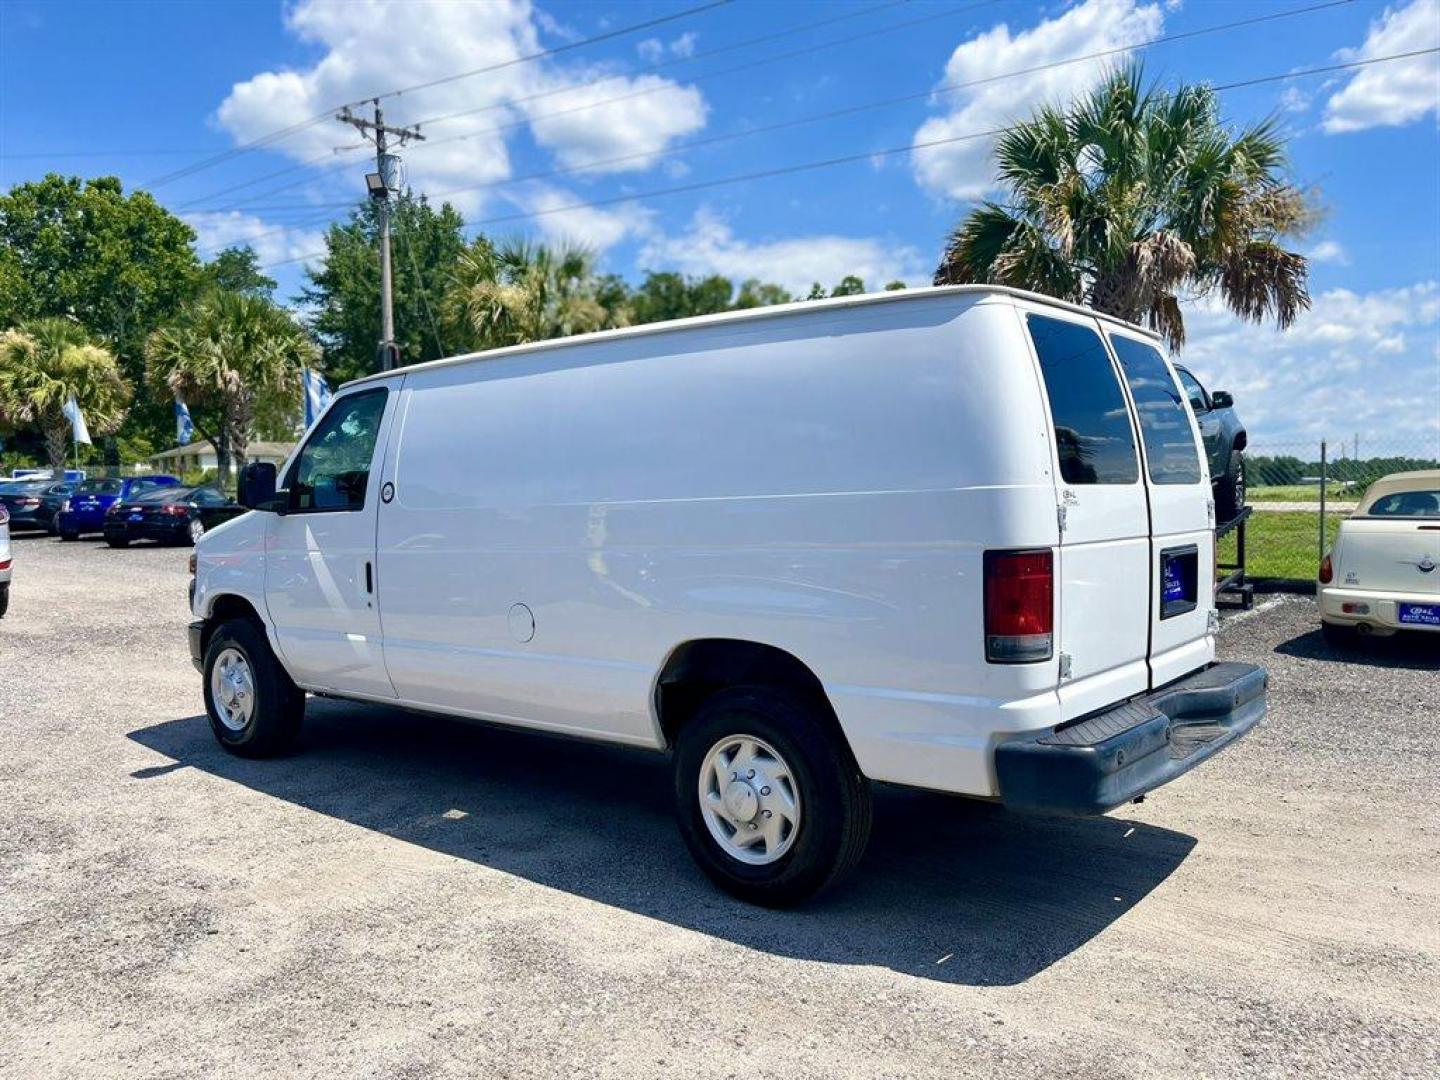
1364,489,1440,518
77,479,124,495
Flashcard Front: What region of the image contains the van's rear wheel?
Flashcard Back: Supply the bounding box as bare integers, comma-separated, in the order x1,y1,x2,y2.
203,618,305,757
672,687,871,906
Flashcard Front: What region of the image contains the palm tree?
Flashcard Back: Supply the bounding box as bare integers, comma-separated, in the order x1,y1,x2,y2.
0,318,131,476
444,238,627,351
146,291,317,479
933,65,1314,349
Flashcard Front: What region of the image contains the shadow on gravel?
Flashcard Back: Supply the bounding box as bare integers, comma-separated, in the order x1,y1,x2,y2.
1275,628,1440,670
129,702,1196,987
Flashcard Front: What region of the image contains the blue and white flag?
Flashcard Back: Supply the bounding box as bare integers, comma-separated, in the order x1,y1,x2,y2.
61,396,92,445
302,367,332,428
175,398,194,446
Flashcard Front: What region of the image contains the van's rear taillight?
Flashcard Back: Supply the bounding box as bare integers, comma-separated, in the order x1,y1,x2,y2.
984,549,1053,663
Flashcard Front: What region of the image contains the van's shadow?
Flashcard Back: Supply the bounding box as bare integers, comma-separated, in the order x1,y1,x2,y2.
129,702,1196,987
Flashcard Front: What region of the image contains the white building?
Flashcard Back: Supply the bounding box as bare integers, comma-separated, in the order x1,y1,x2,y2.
146,439,294,476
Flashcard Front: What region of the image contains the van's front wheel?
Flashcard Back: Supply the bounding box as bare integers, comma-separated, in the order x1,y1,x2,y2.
673,687,871,906
203,618,305,757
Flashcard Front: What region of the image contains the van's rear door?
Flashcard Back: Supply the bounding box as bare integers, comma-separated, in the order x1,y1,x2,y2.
1019,308,1151,720
1106,330,1215,687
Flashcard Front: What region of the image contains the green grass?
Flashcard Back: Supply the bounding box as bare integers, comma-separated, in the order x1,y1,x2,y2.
1247,484,1360,503
1218,511,1341,581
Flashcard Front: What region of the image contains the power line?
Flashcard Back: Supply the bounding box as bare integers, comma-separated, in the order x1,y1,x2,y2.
251,46,1440,272
189,0,988,216
250,0,1358,216
142,0,736,191
203,0,1356,254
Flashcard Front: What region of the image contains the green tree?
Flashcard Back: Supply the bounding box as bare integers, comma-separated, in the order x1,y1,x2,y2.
203,246,277,298
301,192,467,383
146,292,317,481
444,238,626,350
830,275,866,297
734,278,794,308
0,175,199,427
0,318,132,477
934,65,1314,349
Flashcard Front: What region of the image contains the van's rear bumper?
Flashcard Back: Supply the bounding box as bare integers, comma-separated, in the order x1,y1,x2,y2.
994,661,1266,815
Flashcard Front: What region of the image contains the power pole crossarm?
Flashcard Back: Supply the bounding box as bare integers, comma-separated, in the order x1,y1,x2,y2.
336,100,425,373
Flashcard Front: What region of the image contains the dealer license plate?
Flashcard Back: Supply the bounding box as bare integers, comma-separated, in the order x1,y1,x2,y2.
1398,603,1440,627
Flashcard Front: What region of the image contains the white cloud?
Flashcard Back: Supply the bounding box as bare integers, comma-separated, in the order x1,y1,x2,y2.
910,0,1163,201
1323,0,1440,134
184,211,327,270
637,31,697,63
1308,240,1349,265
520,71,706,174
215,0,707,215
1180,282,1440,445
638,208,927,294
504,185,655,253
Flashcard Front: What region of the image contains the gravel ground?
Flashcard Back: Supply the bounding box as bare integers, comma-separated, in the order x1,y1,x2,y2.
1,536,1437,1079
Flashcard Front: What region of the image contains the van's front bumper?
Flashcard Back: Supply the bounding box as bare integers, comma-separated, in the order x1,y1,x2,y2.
995,661,1266,815
188,619,206,672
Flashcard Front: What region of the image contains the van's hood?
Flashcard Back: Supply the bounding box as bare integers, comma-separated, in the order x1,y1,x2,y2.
196,507,264,553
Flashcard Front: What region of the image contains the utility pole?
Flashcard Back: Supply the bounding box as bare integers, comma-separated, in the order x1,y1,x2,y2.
336,100,424,373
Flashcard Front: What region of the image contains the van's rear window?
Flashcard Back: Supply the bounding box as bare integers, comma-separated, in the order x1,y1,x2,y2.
1025,314,1139,485
1108,335,1203,485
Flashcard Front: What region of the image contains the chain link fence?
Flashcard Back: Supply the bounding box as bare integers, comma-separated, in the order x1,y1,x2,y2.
1223,437,1440,585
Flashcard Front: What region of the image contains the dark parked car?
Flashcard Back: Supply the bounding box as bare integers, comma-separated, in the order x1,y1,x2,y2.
103,486,244,547
1175,365,1248,522
58,475,180,539
0,479,75,533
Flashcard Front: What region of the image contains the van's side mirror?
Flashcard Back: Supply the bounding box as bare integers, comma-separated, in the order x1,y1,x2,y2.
238,462,278,511
1210,390,1234,409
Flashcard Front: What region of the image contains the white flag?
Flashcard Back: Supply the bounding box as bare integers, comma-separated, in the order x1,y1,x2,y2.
175,398,194,446
61,396,92,445
302,367,332,429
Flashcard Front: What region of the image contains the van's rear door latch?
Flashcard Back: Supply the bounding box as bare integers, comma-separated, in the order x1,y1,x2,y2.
1057,505,1068,534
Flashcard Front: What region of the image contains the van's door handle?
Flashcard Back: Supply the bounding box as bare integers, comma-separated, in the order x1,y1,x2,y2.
364,561,373,594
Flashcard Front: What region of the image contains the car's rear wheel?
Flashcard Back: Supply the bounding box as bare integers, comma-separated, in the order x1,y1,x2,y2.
672,686,872,906
0,583,9,619
105,536,129,548
1215,448,1245,523
203,618,305,757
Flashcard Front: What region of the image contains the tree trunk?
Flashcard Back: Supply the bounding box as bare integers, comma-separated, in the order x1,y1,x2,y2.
213,427,232,489
43,424,70,481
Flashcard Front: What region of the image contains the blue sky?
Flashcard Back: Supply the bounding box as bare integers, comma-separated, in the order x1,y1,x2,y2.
1,0,1437,444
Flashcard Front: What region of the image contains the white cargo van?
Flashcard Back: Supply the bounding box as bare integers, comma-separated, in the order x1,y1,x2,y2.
190,285,1266,904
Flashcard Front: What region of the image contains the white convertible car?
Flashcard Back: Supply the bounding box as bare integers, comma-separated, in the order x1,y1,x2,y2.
1319,470,1440,643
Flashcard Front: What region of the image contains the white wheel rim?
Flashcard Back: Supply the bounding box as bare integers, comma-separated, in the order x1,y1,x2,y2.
210,647,255,731
190,519,204,542
698,734,801,866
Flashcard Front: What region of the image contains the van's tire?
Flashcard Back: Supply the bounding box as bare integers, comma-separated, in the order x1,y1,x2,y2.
1215,448,1245,523
202,618,305,757
672,686,872,907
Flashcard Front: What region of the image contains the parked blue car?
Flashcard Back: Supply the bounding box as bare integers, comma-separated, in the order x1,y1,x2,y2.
57,476,181,539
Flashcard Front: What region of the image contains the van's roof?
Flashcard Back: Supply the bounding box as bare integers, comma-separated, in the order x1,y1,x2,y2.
343,283,1161,390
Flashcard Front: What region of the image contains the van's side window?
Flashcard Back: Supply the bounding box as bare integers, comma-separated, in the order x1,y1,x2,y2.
1025,314,1139,485
287,388,389,512
1109,337,1203,485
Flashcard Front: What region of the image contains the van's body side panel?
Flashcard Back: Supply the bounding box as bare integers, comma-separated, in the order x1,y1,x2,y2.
373,295,1061,793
